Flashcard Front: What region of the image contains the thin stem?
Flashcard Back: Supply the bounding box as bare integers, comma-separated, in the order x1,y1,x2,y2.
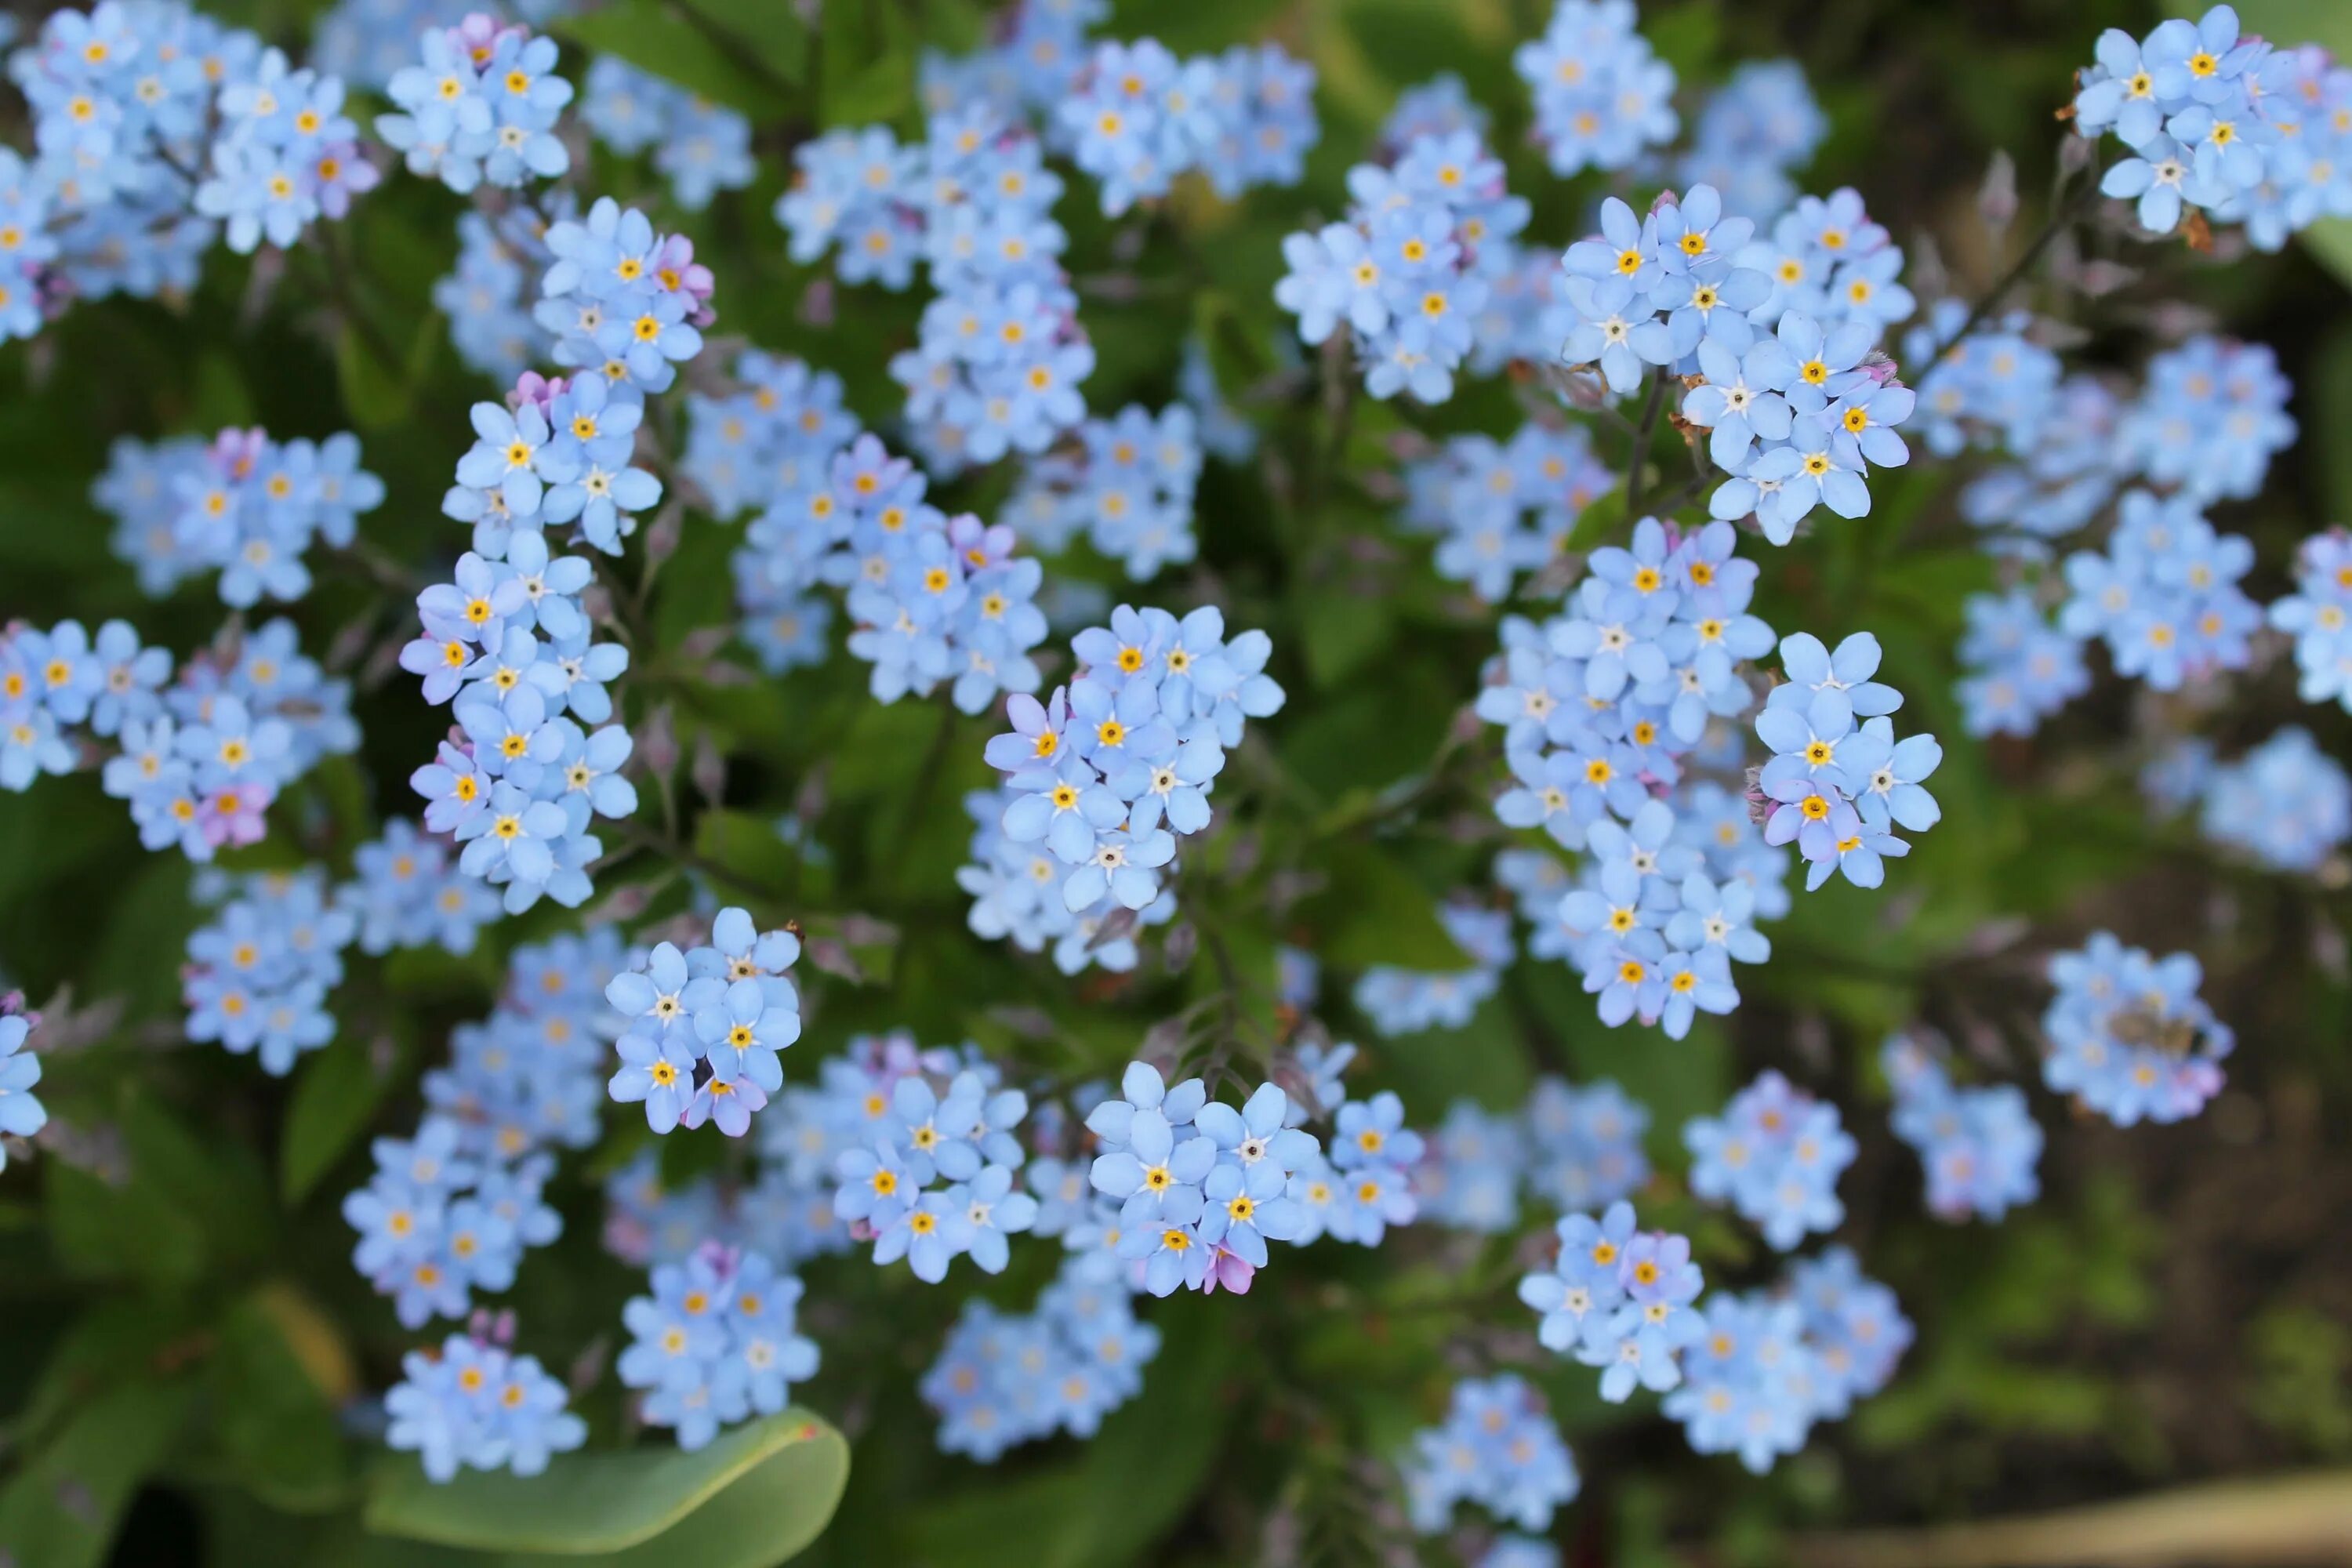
1622,367,1671,515
1936,170,2101,354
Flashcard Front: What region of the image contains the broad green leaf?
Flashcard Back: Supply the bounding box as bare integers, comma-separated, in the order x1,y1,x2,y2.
1298,843,1473,970
1339,0,1512,108
677,0,809,86
1564,485,1629,553
694,808,799,905
0,1380,197,1568
1374,993,1533,1114
364,1409,849,1567
46,1096,273,1286
557,2,786,119
1298,582,1395,688
826,701,949,800
281,1037,401,1203
337,315,437,431
818,0,915,129
192,1290,356,1513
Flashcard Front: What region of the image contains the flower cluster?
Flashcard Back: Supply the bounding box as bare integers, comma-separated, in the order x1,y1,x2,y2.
1686,314,1916,544
1,5,370,339
424,926,629,1160
386,1329,585,1482
691,353,1050,708
1512,0,1676,177
377,13,572,194
1396,423,1613,601
2122,336,2296,503
782,108,1093,467
1083,1062,1323,1296
339,819,505,955
345,1117,561,1328
1519,1200,1706,1402
1667,1253,1910,1473
578,56,753,210
193,45,376,253
922,1254,1160,1461
1955,589,2090,739
831,1057,1035,1283
2216,42,2352,249
1403,1375,1581,1534
1733,187,1916,345
1785,1247,1915,1418
1472,518,1790,1033
2268,528,2352,710
1290,1087,1425,1250
1684,1071,1856,1250
92,619,358,858
1353,902,1515,1037
1882,1036,2044,1222
1955,335,2291,557
2191,728,2352,872
604,1142,851,1276
1523,1075,1652,1213
534,196,713,400
2044,932,2233,1126
400,528,637,915
2074,7,2292,239
1059,38,1319,213
618,1243,821,1450
1674,60,1825,223
1413,1102,1525,1232
408,198,716,915
1275,129,1530,403
1561,183,1769,388
182,869,352,1076
436,209,555,382
964,604,1284,969
1005,404,1204,580
1756,631,1944,892
605,908,804,1139
2058,491,2259,691
1902,305,2065,460
93,427,384,605
2,617,154,791
0,1008,49,1171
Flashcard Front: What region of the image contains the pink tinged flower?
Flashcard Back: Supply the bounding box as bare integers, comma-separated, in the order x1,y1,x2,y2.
1200,1247,1255,1294
200,780,274,848
510,371,566,412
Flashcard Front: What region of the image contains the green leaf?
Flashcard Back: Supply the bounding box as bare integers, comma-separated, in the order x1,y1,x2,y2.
281,1038,401,1203
818,0,915,128
1299,844,1472,970
1564,485,1628,553
557,2,786,118
0,1380,197,1568
677,0,808,86
46,1097,273,1286
364,1409,850,1567
1298,583,1395,688
694,808,799,902
1338,0,1512,107
336,316,436,431
195,1290,356,1512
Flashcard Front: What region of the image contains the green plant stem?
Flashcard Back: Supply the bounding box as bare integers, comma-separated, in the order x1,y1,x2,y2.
1937,171,2103,355
1623,367,1671,515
